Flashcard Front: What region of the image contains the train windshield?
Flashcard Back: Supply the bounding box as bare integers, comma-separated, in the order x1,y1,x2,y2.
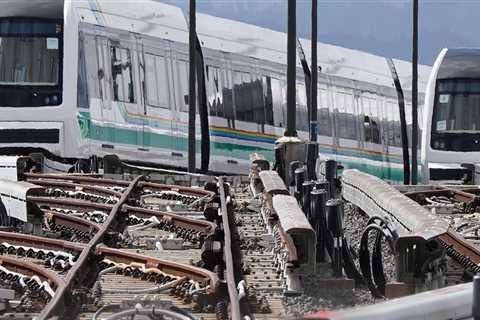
0,18,63,107
431,79,480,151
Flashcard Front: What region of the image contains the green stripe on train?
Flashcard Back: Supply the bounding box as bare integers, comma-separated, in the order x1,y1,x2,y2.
78,113,274,161
78,113,405,183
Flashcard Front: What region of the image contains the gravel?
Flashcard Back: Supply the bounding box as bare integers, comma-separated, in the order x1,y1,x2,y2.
285,202,395,316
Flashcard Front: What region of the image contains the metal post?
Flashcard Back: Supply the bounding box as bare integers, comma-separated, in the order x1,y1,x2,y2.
310,0,318,142
325,159,337,198
285,0,297,137
188,0,196,173
327,199,344,277
411,0,419,184
311,189,327,262
302,180,315,218
294,166,306,201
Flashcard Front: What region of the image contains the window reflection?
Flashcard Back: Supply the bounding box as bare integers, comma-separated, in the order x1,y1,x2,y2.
111,46,134,103
145,53,169,108
205,65,224,117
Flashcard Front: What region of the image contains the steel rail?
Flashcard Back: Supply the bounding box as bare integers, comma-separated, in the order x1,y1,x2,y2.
123,205,216,236
40,175,143,319
96,247,219,291
218,177,242,320
0,255,65,289
44,210,101,234
26,174,214,199
0,231,85,253
139,181,215,199
25,173,131,187
439,230,480,269
29,196,113,212
28,180,123,198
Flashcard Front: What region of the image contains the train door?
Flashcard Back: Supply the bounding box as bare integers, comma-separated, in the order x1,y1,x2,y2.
378,94,389,155
172,49,192,163
261,72,286,138
378,93,390,179
354,90,364,151
95,36,110,121
204,54,236,171
334,87,357,168
141,38,177,160
230,60,256,167
361,93,383,176
317,83,334,159
134,36,145,150
108,36,143,153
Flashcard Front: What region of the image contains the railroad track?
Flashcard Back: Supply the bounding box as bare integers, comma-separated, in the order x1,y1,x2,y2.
0,172,224,320
232,185,286,318
4,167,480,320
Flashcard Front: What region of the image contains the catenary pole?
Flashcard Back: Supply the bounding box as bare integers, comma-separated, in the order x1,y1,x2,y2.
285,0,297,137
411,0,419,184
310,0,318,142
188,0,196,172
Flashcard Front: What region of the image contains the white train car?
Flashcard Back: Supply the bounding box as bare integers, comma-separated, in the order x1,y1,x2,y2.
0,0,431,182
421,48,480,184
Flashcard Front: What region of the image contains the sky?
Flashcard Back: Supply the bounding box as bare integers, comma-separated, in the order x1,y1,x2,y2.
160,0,480,66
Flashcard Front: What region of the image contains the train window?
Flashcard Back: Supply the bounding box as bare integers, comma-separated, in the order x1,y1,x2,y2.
233,71,254,122
251,75,266,124
223,71,235,121
336,91,356,140
83,36,99,99
363,96,380,144
404,102,413,147
176,60,190,112
96,39,107,101
145,53,169,108
345,92,357,139
110,46,135,103
274,78,285,127
262,76,274,125
318,89,332,136
77,34,89,109
205,65,224,117
386,99,403,147
296,83,308,131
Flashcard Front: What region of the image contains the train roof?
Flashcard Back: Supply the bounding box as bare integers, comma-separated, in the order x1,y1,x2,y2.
67,1,431,91
197,11,431,91
71,0,189,43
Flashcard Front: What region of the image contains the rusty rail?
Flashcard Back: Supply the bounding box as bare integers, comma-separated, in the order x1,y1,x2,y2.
0,255,65,289
25,173,130,187
123,205,216,236
96,246,219,291
29,196,113,212
0,231,85,253
219,177,242,320
439,230,480,272
40,175,143,319
30,180,123,198
44,210,101,233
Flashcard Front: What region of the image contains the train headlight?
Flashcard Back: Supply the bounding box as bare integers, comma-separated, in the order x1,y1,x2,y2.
44,96,50,105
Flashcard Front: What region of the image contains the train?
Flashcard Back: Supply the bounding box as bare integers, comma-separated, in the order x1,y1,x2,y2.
421,48,480,184
0,0,433,183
